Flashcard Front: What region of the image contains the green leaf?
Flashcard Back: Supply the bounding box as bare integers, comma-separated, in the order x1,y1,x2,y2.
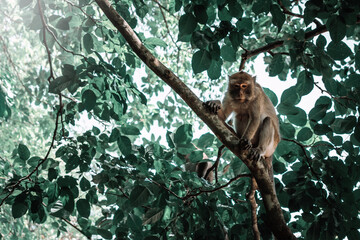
331,116,356,134
280,123,295,139
236,18,252,35
197,133,215,149
76,199,90,218
297,127,313,142
143,208,164,225
296,70,314,96
174,124,193,145
218,7,232,21
194,5,208,24
326,15,346,42
12,201,28,218
327,41,352,60
252,0,271,14
48,168,58,181
192,50,212,74
207,59,222,79
144,37,167,48
57,176,77,187
179,13,197,35
277,103,299,116
316,35,327,49
129,186,150,207
188,150,203,163
83,33,94,53
228,1,243,18
97,229,113,239
280,87,300,106
263,88,278,106
270,4,285,31
55,16,72,30
220,45,236,62
80,177,91,191
59,187,75,212
287,107,307,126
82,89,97,111
120,126,141,135
109,128,120,142
269,54,284,76
117,136,132,156
49,76,73,94
18,144,30,160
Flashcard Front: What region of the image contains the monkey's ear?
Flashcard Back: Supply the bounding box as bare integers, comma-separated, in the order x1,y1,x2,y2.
253,76,257,82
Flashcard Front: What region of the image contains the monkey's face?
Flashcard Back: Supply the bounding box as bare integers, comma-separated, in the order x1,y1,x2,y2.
228,72,255,102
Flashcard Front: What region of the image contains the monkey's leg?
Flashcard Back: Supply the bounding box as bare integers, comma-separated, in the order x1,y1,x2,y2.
248,117,274,161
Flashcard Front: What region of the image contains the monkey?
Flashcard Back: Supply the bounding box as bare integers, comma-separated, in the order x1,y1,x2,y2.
204,71,280,182
185,160,214,183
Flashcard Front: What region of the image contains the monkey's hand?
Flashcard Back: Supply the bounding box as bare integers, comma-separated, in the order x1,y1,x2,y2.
203,100,221,114
248,148,262,162
239,138,252,150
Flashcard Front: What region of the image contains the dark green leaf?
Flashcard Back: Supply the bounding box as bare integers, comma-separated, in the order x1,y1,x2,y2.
80,177,91,191
220,45,236,62
117,136,132,156
120,126,140,135
192,50,212,73
174,124,193,145
12,201,28,218
331,116,356,134
18,144,30,160
297,127,313,142
82,89,97,111
57,176,77,187
197,133,215,149
218,7,232,21
316,35,327,49
355,48,360,70
269,54,284,76
236,18,252,35
179,13,197,35
194,5,208,24
48,168,58,181
97,229,113,239
287,107,307,126
188,151,203,163
270,4,285,31
327,41,352,60
129,185,150,207
280,123,295,139
76,199,90,218
83,33,94,53
277,103,299,116
109,128,120,142
263,88,278,106
207,59,222,79
296,70,314,96
326,15,346,42
49,76,73,94
228,1,243,18
280,87,300,106
252,0,271,14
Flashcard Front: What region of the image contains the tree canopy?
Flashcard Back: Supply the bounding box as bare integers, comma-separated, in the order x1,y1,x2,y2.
0,0,360,239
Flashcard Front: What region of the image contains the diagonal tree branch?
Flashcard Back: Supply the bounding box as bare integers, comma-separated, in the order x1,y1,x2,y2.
94,0,296,239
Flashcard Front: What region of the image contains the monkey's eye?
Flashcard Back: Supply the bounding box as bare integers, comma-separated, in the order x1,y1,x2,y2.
240,84,248,89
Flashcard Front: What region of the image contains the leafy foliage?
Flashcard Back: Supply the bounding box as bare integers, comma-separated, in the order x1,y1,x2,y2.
0,0,360,239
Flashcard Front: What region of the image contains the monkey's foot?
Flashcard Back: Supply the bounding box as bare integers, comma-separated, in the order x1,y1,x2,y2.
239,138,252,150
203,100,221,114
248,148,262,162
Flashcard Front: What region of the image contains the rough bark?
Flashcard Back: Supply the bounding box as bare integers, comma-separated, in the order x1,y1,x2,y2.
94,0,296,239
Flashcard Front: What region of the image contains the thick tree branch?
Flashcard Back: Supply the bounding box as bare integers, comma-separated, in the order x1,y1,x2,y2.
94,0,296,239
248,177,260,240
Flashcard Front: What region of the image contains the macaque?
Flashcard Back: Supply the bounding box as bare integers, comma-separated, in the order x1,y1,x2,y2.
204,71,280,180
185,160,214,183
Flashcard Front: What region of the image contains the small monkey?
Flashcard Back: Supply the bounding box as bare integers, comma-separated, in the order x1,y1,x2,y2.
204,71,280,180
185,160,214,182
